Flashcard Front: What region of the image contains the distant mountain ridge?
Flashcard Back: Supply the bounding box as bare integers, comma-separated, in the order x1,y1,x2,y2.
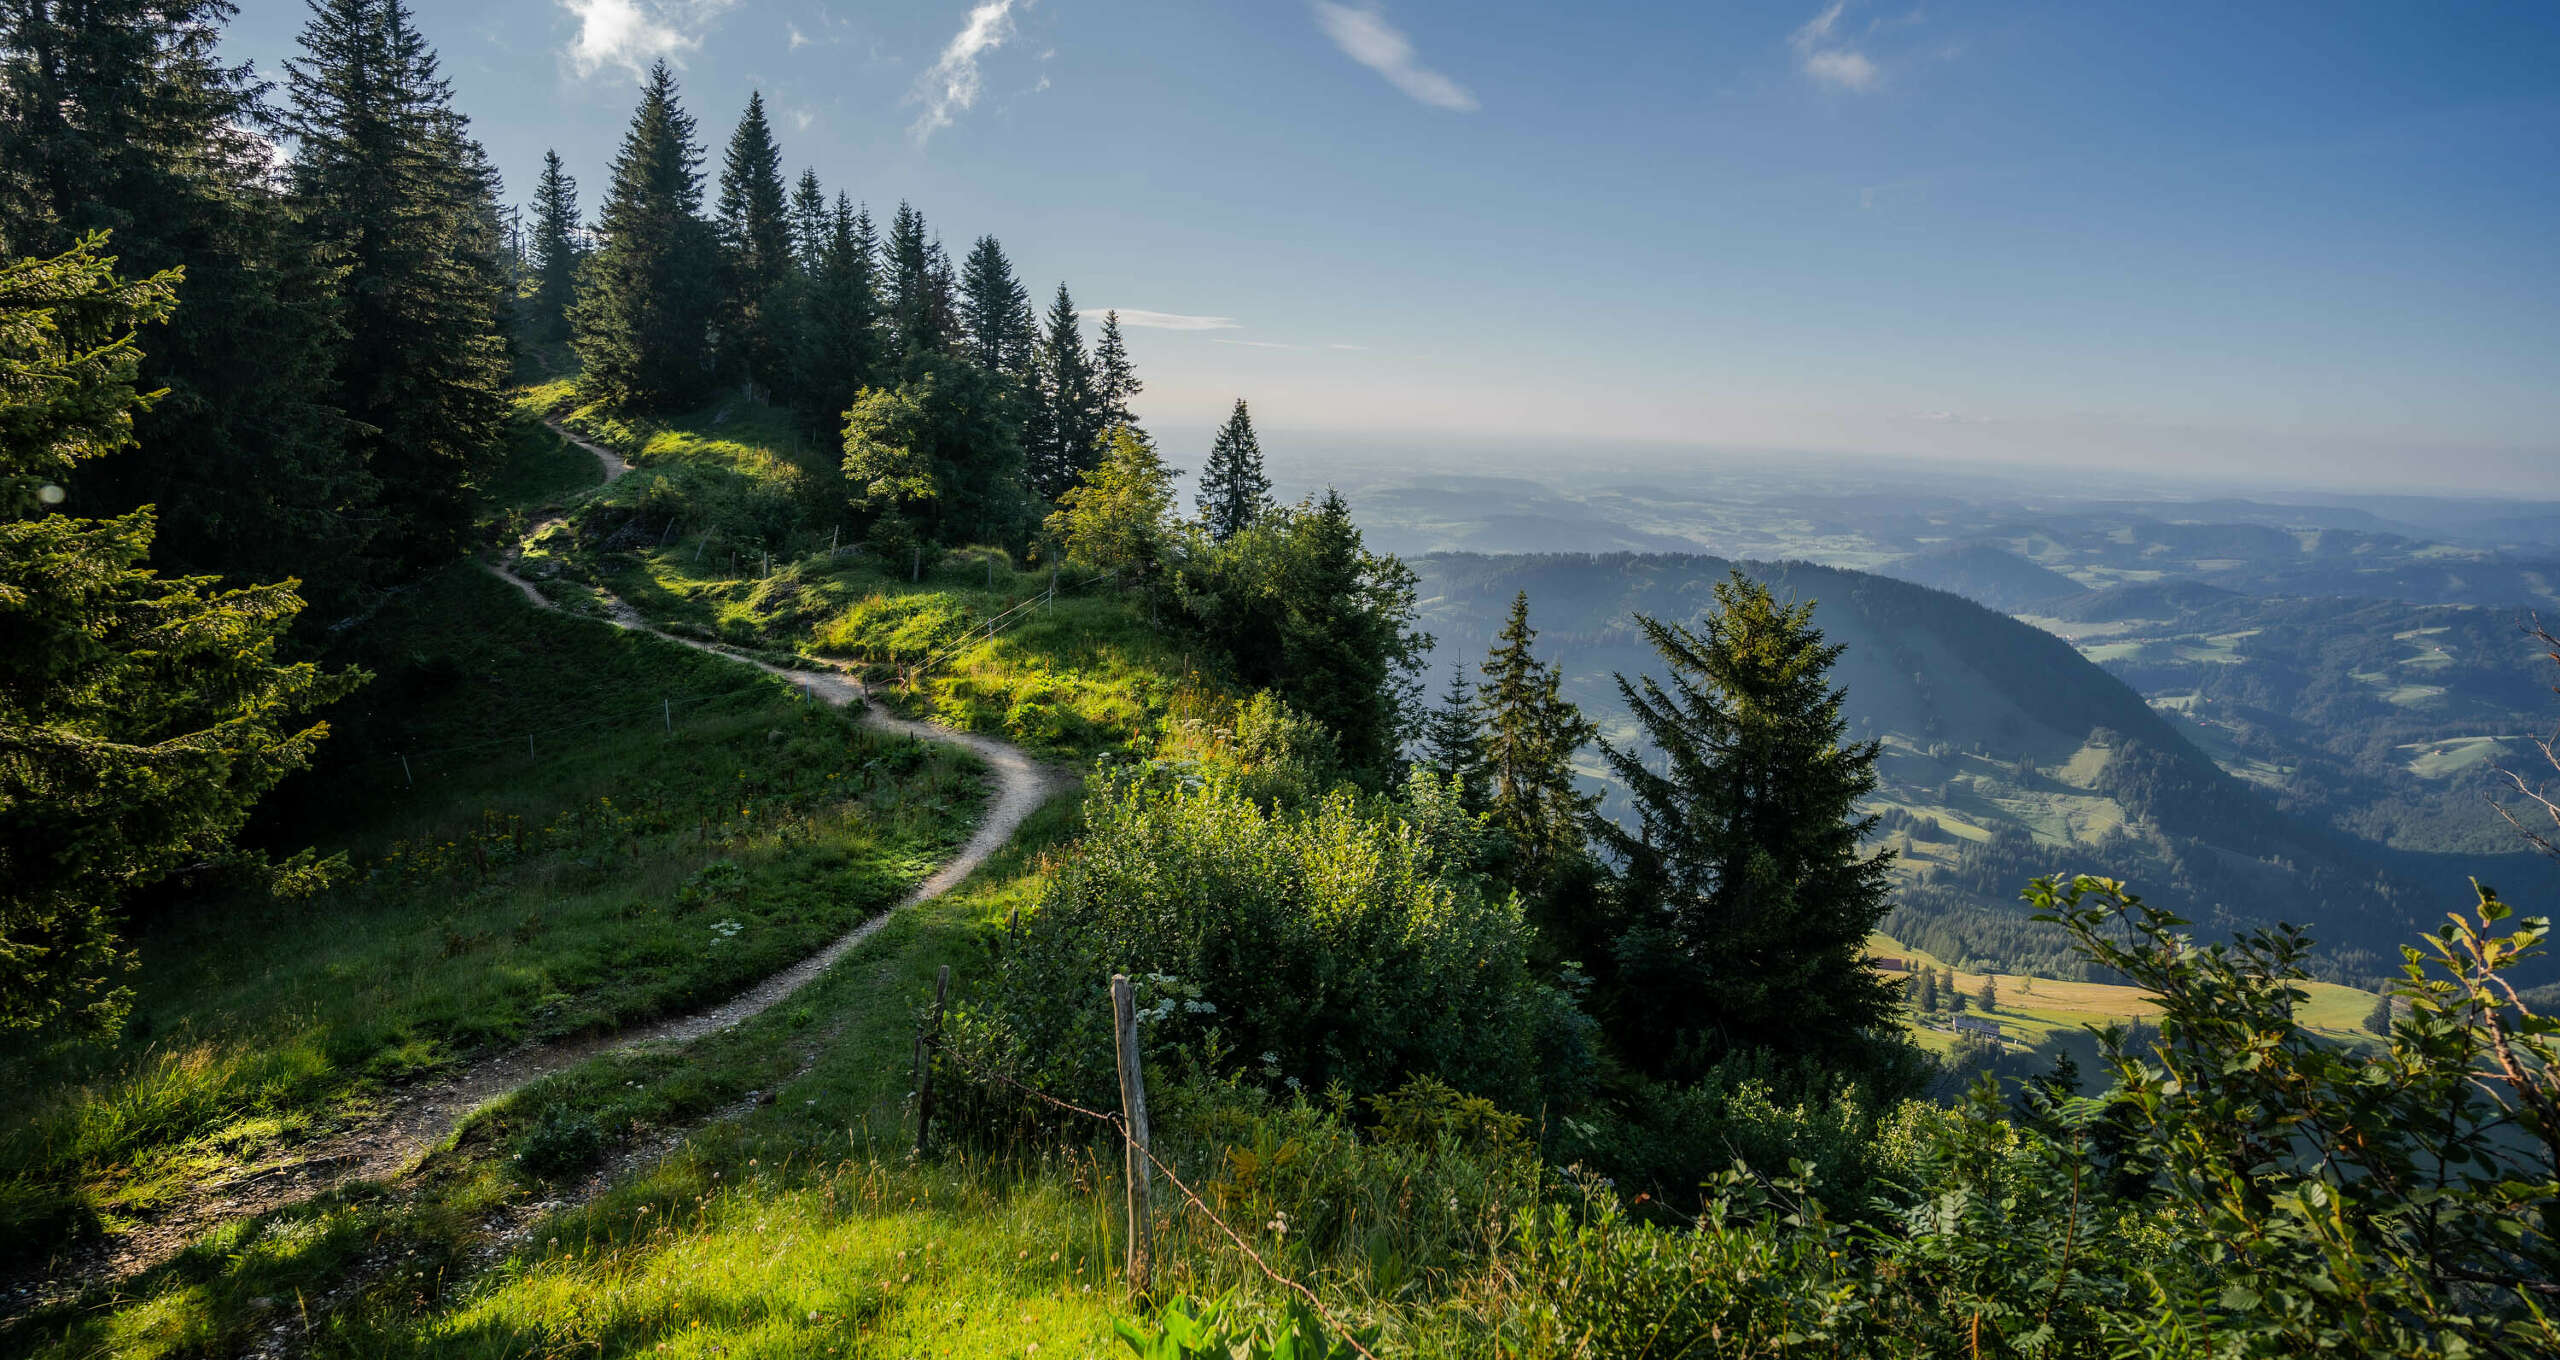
1412,551,2542,986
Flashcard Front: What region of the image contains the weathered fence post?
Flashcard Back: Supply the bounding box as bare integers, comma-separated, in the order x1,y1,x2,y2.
912,964,952,1156
1110,973,1155,1294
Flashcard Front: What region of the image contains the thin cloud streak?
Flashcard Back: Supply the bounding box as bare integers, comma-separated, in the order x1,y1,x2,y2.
1311,3,1478,111
1107,309,1241,332
911,0,1020,145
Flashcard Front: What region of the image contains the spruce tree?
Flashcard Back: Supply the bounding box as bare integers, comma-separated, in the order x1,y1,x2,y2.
1025,282,1101,501
285,0,509,575
958,234,1034,380
1478,592,1599,894
714,90,791,391
0,0,365,592
1915,966,1939,1012
794,194,883,427
1977,976,1999,1013
884,201,952,360
1197,398,1272,542
0,236,359,1035
527,149,581,344
571,60,718,410
1094,309,1143,433
788,168,827,271
1415,662,1485,794
1595,571,1901,1077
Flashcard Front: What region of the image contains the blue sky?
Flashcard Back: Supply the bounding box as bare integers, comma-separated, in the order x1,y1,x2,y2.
226,2,2560,492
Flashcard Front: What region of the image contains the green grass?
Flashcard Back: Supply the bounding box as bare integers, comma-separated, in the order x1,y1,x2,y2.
518,384,1227,762
0,565,985,1267
479,404,603,512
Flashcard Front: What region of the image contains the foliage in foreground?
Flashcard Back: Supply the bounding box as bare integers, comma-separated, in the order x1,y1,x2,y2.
0,235,358,1038
979,760,1585,1116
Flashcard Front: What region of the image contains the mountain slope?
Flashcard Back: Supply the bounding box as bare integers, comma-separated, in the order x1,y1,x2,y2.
1413,553,2540,985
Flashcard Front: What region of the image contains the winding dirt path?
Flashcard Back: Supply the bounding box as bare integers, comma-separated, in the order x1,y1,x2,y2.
4,418,1064,1316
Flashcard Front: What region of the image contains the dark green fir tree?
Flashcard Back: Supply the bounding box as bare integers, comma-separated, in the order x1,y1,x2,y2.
0,235,361,1036
1196,398,1271,542
787,168,828,271
1094,309,1143,435
0,0,366,593
958,234,1035,382
1025,282,1101,501
1415,662,1485,795
714,90,791,391
284,0,509,575
527,148,582,344
1479,592,1599,894
1594,571,1902,1077
794,194,883,427
570,59,719,410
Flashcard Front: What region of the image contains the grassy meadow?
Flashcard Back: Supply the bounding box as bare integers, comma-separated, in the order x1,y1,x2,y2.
1871,930,2383,1058
521,380,1227,763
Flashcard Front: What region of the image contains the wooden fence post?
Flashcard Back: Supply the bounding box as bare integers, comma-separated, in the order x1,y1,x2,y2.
1110,973,1155,1294
913,964,952,1156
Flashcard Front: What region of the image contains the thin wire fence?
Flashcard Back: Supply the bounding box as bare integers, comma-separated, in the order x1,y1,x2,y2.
920,1018,1384,1360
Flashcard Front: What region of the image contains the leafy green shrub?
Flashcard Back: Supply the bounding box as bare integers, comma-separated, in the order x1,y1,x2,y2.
979,762,1570,1113
1113,1291,1372,1360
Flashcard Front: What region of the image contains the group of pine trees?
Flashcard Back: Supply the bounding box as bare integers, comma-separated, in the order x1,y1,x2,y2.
0,0,525,1032
0,0,514,594
550,60,1186,560
1416,576,1910,1089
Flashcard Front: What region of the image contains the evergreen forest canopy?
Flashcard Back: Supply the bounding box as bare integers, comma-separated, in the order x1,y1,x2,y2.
5,4,2560,1357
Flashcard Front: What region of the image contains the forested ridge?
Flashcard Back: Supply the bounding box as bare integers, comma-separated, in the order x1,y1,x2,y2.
6,4,2560,1357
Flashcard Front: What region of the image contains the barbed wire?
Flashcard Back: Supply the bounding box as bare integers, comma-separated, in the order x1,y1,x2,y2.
923,1034,1383,1360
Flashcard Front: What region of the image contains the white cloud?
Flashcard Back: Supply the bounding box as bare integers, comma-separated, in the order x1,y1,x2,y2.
910,0,1021,145
1791,1,1882,92
1107,309,1241,332
1311,3,1477,112
788,23,811,50
1212,338,1304,350
560,0,732,79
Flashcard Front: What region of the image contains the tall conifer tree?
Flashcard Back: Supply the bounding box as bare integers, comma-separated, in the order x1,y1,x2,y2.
884,201,951,360
1094,309,1143,435
1478,591,1600,895
1416,662,1486,796
570,60,718,410
285,0,508,574
714,90,790,390
794,193,883,426
1595,572,1901,1076
787,168,827,271
0,0,364,591
958,234,1034,380
1025,282,1101,500
0,236,360,1035
1197,398,1271,542
527,149,580,344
